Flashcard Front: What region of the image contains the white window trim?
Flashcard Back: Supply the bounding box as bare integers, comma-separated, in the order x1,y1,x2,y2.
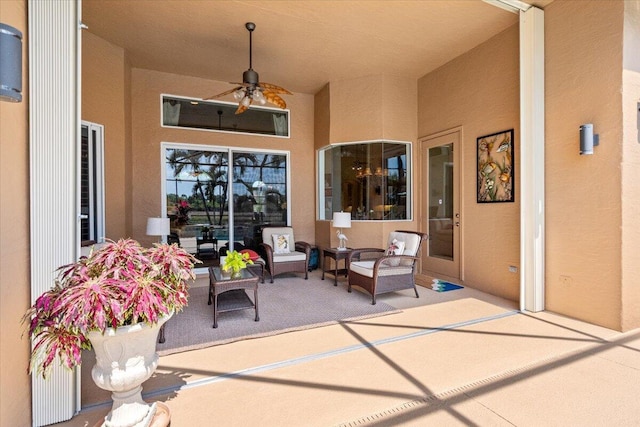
317,139,413,222
160,142,291,274
160,94,291,139
81,121,105,244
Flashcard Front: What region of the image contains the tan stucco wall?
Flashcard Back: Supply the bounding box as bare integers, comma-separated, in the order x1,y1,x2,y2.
83,31,129,239
129,68,316,249
315,83,331,150
621,1,640,331
0,1,32,425
328,75,417,144
314,76,418,252
545,1,624,330
418,25,521,301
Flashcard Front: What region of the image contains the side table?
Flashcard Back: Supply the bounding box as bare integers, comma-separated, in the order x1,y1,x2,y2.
197,236,218,258
321,247,353,286
208,266,259,328
247,258,268,283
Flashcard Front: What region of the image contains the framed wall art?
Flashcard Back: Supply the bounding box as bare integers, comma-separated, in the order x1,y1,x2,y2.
477,129,514,203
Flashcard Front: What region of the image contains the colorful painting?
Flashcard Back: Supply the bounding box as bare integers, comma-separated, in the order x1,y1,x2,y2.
477,129,514,203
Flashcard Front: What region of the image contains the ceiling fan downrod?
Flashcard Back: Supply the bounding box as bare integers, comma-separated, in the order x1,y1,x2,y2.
243,22,258,85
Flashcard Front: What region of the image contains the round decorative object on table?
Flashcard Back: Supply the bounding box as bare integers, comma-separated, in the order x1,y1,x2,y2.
88,312,173,427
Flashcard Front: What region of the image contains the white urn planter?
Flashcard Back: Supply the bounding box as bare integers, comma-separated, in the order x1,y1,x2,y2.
88,312,172,427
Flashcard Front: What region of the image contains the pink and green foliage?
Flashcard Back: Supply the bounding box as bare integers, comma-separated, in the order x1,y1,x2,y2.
23,238,198,378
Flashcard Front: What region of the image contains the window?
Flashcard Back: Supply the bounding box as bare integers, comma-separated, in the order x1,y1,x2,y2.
162,95,289,137
163,144,289,266
319,141,411,221
80,122,105,245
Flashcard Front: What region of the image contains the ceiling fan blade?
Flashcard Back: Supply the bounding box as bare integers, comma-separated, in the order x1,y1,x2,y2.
263,91,287,109
204,86,243,99
259,82,292,95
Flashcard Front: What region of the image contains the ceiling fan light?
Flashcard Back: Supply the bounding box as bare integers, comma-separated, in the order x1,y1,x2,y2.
208,22,290,114
253,89,266,104
233,89,245,101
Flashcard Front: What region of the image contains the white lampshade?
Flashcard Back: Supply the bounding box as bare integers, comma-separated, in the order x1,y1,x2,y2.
332,212,351,229
146,217,170,236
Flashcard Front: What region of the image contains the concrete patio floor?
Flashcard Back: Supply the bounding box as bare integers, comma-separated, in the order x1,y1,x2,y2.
55,273,640,426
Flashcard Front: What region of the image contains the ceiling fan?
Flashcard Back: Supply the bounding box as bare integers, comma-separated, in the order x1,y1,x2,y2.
206,22,292,114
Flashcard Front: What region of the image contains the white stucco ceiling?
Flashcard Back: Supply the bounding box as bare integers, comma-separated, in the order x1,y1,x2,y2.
82,0,553,95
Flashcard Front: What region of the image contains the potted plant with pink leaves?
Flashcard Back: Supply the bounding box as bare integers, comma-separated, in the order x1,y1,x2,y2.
23,238,198,427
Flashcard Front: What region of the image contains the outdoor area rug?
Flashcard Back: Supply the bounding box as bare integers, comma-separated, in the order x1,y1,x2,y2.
156,272,400,356
431,279,464,292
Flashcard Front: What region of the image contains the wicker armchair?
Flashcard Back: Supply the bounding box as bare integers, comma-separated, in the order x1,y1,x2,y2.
261,226,311,283
347,230,427,304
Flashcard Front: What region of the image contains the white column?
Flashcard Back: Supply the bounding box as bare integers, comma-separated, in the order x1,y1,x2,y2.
519,7,545,312
29,0,81,425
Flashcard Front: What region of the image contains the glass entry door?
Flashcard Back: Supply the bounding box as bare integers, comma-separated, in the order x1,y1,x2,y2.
421,130,461,279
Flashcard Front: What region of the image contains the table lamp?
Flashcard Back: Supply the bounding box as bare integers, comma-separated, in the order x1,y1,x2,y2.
146,217,170,243
332,212,351,251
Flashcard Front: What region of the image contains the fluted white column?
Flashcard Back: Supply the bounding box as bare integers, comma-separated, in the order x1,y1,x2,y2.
29,0,81,425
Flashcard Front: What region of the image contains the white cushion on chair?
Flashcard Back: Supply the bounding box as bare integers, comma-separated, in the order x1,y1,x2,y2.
273,251,307,263
350,261,376,277
350,260,413,277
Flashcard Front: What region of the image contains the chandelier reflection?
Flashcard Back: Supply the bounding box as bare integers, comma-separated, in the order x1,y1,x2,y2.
354,164,388,179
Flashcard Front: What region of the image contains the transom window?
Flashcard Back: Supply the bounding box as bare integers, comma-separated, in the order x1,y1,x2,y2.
162,95,289,137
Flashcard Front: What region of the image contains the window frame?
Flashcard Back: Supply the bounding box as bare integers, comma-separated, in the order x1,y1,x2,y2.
80,121,106,246
161,142,291,273
161,94,291,138
318,140,412,221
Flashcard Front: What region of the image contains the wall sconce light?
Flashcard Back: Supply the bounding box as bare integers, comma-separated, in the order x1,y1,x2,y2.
0,23,23,103
579,124,599,155
146,217,170,243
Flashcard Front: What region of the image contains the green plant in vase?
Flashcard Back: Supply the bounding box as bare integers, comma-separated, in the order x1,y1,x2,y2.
222,250,253,279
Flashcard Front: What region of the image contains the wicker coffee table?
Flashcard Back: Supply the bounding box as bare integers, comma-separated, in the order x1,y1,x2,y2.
207,266,259,328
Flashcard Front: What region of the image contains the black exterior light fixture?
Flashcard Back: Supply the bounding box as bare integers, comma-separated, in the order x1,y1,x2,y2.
0,22,22,103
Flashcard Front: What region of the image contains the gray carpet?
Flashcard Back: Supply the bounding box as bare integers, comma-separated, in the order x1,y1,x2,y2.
156,272,400,355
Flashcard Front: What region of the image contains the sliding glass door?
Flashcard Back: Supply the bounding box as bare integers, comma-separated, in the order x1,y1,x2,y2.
231,151,288,251
163,144,288,267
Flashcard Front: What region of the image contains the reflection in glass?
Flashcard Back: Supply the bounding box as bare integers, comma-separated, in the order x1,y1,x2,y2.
231,152,287,250
162,96,289,137
319,141,410,221
428,144,453,260
165,148,288,263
